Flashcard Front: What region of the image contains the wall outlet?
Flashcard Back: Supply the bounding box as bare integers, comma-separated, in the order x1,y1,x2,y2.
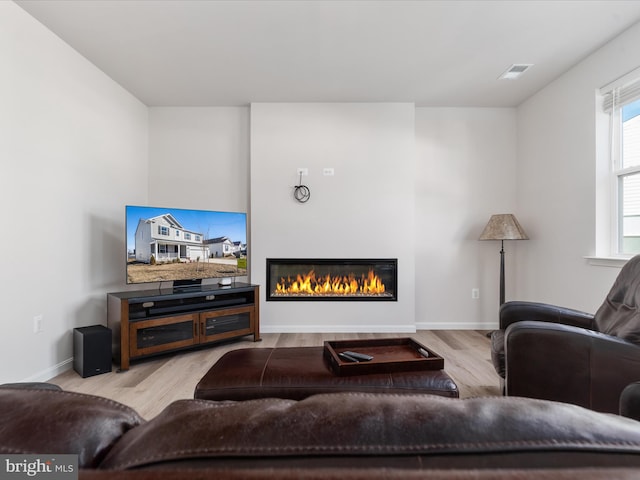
471,288,480,299
297,168,308,176
323,167,334,176
33,314,43,333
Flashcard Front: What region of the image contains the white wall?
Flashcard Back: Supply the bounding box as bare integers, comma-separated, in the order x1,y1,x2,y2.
415,108,518,328
251,103,416,332
148,107,250,213
147,105,518,333
516,22,640,312
0,2,148,382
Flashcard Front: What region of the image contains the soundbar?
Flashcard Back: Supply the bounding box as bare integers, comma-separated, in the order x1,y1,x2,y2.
148,297,247,316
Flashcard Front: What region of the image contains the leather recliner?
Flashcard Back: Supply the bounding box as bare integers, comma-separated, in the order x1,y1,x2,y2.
491,255,640,414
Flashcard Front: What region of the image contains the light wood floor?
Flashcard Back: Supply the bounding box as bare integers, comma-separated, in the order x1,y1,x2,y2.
48,331,501,419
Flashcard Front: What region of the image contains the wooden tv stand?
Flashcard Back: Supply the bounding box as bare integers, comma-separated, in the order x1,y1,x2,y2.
107,283,260,371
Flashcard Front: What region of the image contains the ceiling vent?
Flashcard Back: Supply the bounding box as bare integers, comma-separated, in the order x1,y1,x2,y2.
498,64,533,80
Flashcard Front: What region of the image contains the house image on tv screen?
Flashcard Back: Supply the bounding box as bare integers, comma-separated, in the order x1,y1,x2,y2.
205,236,235,258
135,213,209,263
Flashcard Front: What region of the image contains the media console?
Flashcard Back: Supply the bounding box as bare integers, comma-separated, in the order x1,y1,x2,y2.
107,283,260,371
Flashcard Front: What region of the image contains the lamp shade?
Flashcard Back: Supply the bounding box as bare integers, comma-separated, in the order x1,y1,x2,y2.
479,214,528,241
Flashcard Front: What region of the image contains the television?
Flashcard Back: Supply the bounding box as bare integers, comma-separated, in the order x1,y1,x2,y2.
126,205,248,289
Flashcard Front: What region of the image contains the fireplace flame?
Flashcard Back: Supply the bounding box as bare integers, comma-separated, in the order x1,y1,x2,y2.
275,269,387,296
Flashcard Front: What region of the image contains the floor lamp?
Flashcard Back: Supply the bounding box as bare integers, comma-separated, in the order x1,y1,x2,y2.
479,214,528,305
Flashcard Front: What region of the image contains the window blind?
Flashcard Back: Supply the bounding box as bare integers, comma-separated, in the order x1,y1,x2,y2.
602,77,640,113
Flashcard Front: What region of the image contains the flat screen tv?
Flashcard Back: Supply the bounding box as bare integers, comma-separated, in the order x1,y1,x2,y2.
126,205,248,288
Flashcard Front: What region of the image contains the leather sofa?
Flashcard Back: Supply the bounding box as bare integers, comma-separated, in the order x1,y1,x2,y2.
491,255,640,414
4,385,640,479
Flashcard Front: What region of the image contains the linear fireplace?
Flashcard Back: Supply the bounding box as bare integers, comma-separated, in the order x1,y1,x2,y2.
266,258,397,301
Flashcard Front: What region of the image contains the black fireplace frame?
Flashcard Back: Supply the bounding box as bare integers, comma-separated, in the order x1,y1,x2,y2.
266,258,398,302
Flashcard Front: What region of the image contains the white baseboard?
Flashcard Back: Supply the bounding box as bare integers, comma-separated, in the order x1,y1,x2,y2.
22,358,73,383
261,323,498,333
260,324,417,333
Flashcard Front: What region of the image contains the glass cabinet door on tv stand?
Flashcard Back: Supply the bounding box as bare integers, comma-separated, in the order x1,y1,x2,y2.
129,313,200,359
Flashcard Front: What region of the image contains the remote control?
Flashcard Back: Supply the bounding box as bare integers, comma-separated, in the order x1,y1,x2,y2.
338,352,359,362
342,351,374,361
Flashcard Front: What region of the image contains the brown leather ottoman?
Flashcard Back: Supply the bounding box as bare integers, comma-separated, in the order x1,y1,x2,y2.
194,346,459,401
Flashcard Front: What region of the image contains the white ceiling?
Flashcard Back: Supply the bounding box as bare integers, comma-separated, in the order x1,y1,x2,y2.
15,0,640,107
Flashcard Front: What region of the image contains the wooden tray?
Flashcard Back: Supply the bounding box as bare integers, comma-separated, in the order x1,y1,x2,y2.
323,337,444,376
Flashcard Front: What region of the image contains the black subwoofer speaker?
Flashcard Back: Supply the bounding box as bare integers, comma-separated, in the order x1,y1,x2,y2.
73,325,112,378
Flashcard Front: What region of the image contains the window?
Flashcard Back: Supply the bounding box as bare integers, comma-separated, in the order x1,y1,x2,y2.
158,226,169,236
602,74,640,256
618,100,640,253
185,233,191,240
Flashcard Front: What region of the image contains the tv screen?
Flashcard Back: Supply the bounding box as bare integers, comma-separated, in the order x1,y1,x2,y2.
126,205,247,286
